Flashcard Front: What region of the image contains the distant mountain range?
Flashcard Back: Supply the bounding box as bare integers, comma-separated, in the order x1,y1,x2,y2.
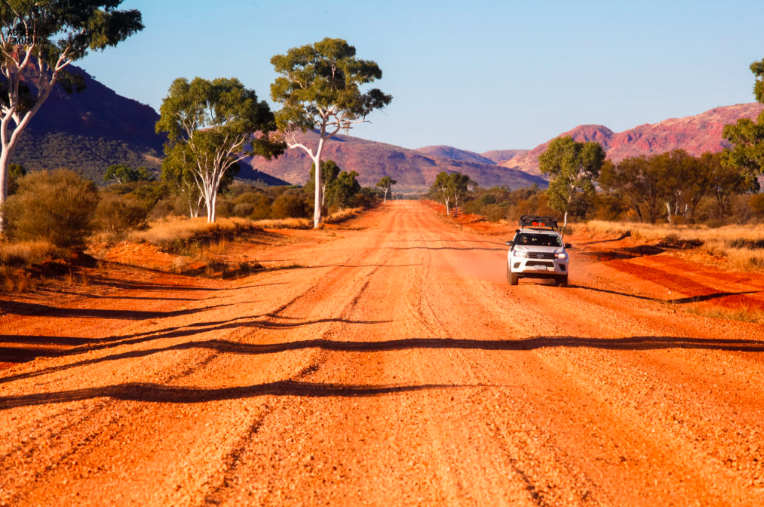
496,103,764,176
11,67,763,191
12,65,165,182
245,132,547,192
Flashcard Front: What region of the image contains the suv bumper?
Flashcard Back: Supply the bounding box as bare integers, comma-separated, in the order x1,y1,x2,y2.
511,259,568,277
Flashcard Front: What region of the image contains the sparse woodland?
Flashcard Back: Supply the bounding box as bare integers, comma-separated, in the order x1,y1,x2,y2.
1,0,764,288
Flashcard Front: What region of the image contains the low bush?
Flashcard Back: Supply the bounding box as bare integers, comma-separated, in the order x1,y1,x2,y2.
128,216,262,252
3,169,99,248
0,240,58,267
93,192,151,233
586,220,764,271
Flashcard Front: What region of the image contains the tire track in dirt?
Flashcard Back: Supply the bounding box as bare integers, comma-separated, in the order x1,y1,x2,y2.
0,216,397,505
1,201,763,506
423,207,764,505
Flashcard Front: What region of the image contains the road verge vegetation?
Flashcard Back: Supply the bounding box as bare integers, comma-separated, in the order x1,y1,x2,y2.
586,221,764,271
89,207,367,278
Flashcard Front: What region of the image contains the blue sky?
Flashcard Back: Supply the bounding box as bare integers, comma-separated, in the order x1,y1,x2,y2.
80,0,764,153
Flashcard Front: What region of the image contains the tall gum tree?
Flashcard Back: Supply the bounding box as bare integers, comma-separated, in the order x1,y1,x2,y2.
156,77,284,223
0,1,143,230
270,37,392,228
723,58,764,179
376,175,396,203
539,136,605,227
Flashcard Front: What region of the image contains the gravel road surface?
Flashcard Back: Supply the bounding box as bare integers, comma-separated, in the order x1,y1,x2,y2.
1,201,763,506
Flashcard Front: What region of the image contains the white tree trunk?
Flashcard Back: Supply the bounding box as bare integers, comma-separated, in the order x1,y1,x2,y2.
0,53,64,232
0,149,10,230
207,189,217,223
283,115,339,229
665,201,673,225
383,188,388,203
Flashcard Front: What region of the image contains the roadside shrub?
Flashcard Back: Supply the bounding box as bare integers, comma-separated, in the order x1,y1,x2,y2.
271,191,309,219
94,192,151,233
0,240,58,267
351,187,380,209
149,198,178,220
4,169,99,248
235,191,273,219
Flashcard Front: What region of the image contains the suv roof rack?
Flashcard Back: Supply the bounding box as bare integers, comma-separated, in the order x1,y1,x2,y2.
519,215,558,230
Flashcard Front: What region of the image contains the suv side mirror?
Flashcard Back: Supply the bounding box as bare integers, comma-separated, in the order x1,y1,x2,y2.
506,241,514,247
565,243,572,249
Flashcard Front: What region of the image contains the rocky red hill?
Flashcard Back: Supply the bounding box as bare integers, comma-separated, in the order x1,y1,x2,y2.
245,131,547,192
414,145,497,166
11,65,166,181
480,149,529,165
501,103,764,176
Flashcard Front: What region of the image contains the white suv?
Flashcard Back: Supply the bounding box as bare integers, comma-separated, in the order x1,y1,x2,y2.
506,215,571,286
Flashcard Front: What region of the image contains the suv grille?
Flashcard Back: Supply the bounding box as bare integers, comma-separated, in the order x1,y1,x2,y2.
527,252,555,260
526,260,555,268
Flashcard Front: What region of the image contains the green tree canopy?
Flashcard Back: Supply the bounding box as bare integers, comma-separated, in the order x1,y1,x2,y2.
376,176,397,202
330,170,361,209
305,159,341,210
599,156,662,223
539,136,605,225
723,57,764,180
104,164,154,184
0,1,143,228
271,37,392,228
156,77,283,223
430,171,473,216
703,151,758,218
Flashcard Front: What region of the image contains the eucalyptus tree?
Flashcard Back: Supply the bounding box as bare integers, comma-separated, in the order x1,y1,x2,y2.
433,171,453,215
0,1,143,229
539,136,605,226
160,143,204,218
723,58,764,179
156,77,284,223
431,171,471,216
376,176,396,202
703,152,757,218
450,172,472,217
599,156,659,223
306,159,341,209
104,164,153,184
331,170,361,209
271,37,392,228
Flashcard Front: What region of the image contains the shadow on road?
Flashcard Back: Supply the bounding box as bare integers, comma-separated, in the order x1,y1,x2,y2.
386,246,506,252
0,301,235,320
3,334,761,389
570,285,762,304
0,380,469,410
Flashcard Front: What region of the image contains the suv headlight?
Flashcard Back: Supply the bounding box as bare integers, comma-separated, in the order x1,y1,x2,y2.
514,251,528,258
555,252,568,259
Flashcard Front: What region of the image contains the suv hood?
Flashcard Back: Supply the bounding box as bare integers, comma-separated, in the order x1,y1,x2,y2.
514,245,564,254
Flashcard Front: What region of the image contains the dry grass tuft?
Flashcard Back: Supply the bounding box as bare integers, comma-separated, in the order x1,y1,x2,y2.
586,221,764,271
685,304,764,325
251,217,311,229
252,208,362,229
0,265,39,293
128,217,262,251
0,240,58,267
324,208,362,224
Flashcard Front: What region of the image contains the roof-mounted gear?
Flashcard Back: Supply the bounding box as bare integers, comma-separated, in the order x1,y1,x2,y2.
519,215,558,231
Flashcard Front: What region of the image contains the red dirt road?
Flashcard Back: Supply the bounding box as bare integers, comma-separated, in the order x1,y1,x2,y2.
1,201,763,506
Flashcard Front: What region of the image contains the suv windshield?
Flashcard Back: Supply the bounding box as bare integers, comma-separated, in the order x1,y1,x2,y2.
514,233,562,247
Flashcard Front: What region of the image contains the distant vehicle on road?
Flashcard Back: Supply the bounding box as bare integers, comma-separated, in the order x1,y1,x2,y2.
506,215,571,286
